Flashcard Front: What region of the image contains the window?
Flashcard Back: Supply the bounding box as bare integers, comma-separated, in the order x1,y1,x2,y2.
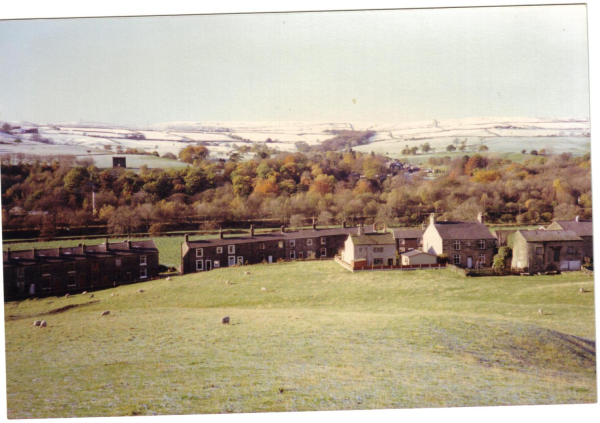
373,247,384,253
320,248,327,257
466,242,471,247
259,243,266,250
216,247,223,254
289,240,296,247
67,263,75,272
478,240,486,249
196,260,204,271
140,255,147,265
307,239,313,246
290,250,296,259
453,241,461,250
228,256,236,266
358,247,364,253
307,251,316,259
17,281,25,293
299,251,304,259
67,272,76,287
115,258,122,267
140,268,148,279
214,261,220,268
321,237,326,245
228,245,235,254
553,247,561,262
42,276,51,290
92,261,100,271
567,246,574,254
374,258,384,265
536,247,543,255
453,255,461,265
278,241,284,248
479,254,486,266
16,268,25,278
196,248,203,258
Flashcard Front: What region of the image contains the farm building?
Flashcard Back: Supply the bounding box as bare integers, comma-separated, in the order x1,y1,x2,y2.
546,216,593,261
422,212,496,268
3,239,159,301
511,230,584,272
180,223,360,274
392,228,424,252
399,249,438,266
340,225,397,267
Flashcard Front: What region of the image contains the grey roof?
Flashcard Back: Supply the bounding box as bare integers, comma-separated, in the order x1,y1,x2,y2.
432,221,496,240
3,240,158,267
349,232,396,245
392,228,424,239
518,230,583,243
400,249,437,258
187,227,360,248
551,220,593,237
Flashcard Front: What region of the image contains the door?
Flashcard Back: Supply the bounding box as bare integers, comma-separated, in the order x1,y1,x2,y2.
268,256,273,263
467,257,473,268
206,260,212,271
228,256,236,266
29,284,35,295
237,256,243,265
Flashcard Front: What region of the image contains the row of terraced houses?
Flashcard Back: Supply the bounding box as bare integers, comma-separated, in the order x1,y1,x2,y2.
2,213,593,300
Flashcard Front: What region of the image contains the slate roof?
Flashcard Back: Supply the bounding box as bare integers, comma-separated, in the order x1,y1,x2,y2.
432,221,496,240
392,228,424,239
551,220,593,237
186,227,360,248
517,230,583,243
3,240,158,267
349,232,396,245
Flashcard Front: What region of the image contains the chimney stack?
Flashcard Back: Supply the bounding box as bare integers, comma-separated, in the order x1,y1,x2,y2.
383,224,387,233
219,228,223,239
576,215,580,222
32,248,37,258
477,212,484,224
250,224,255,237
81,244,87,254
358,223,364,236
6,247,10,260
127,240,132,250
429,213,436,226
312,218,317,231
105,238,110,251
281,225,285,234
342,220,347,229
58,246,63,256
184,234,189,243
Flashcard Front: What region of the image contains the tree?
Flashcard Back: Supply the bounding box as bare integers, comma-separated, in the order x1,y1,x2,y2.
1,123,12,133
531,150,538,156
179,145,209,164
420,142,432,153
103,145,113,152
317,210,333,226
493,246,512,270
521,149,527,154
64,167,88,194
290,214,305,228
478,145,489,152
14,138,22,144
163,152,177,160
446,145,456,152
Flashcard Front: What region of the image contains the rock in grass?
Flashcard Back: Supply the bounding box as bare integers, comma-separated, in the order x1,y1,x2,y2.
538,309,544,315
221,316,230,324
101,310,110,316
244,271,251,275
138,289,145,293
261,287,268,292
40,321,47,328
33,320,42,327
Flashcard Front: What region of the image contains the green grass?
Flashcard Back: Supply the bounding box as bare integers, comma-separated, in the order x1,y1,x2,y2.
3,261,596,417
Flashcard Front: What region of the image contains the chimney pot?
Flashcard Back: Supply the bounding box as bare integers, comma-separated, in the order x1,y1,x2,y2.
429,213,436,226
342,220,347,229
6,247,11,260
312,218,317,230
219,228,223,239
575,215,580,222
82,244,87,254
250,224,255,237
58,246,63,256
358,224,364,236
127,240,132,250
105,238,110,251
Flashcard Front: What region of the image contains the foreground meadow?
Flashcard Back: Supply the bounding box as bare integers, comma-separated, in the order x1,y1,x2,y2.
3,261,597,418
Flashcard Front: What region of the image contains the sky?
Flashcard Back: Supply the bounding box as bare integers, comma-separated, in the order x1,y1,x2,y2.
0,5,590,126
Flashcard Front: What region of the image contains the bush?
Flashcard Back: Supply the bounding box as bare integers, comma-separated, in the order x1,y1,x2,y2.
438,254,449,264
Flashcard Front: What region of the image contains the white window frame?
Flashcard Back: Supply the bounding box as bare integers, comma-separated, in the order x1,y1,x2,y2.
374,247,383,253
278,241,284,248
237,256,243,265
290,250,296,259
115,258,122,267
140,267,148,279
259,243,266,250
42,275,52,290
196,260,204,271
140,255,147,266
374,258,384,265
216,247,223,254
67,271,77,287
214,260,220,268
320,248,327,257
321,237,326,245
228,245,235,254
479,254,486,266
228,256,236,266
17,268,25,278
307,239,313,246
478,240,486,250
453,255,460,265
453,241,461,250
289,240,296,247
196,248,203,258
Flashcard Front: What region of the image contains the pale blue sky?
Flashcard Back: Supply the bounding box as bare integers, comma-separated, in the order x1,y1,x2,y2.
0,5,590,125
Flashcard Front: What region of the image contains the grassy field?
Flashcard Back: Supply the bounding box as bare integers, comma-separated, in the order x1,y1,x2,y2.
3,261,596,418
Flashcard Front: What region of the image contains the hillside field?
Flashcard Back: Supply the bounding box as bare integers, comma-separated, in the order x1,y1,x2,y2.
3,261,596,418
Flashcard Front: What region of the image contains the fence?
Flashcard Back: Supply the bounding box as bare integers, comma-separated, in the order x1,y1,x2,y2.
335,256,446,272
